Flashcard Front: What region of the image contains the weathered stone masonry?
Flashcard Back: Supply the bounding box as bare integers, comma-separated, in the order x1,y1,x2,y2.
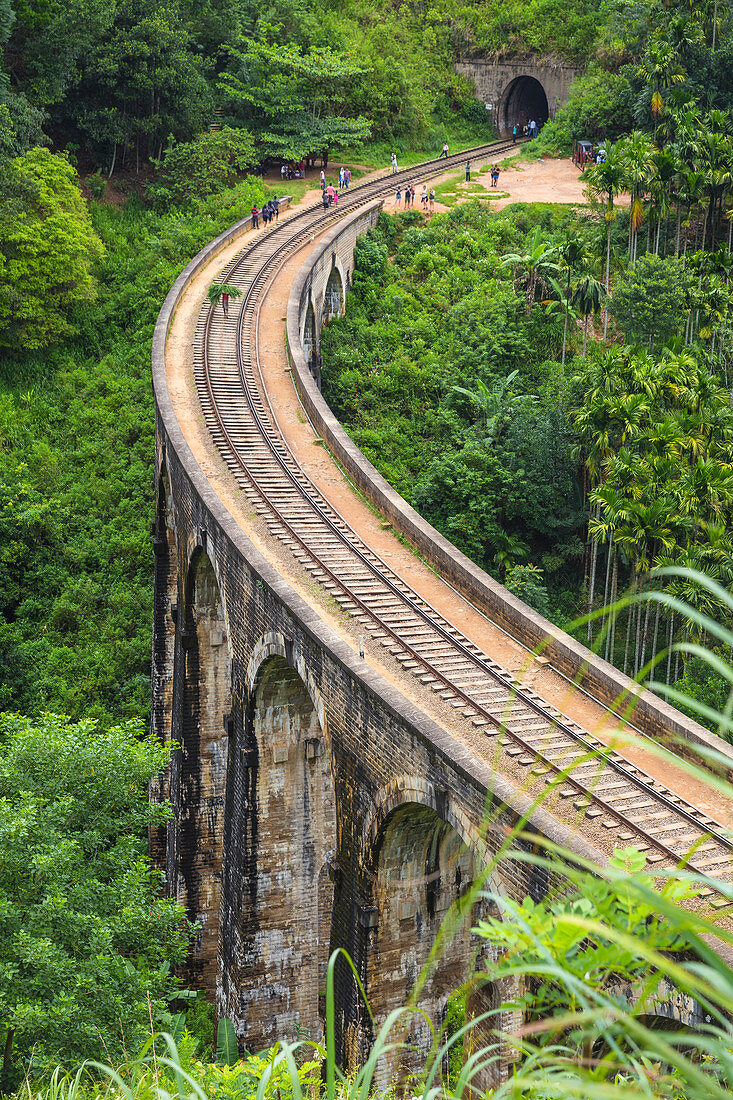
456,57,578,135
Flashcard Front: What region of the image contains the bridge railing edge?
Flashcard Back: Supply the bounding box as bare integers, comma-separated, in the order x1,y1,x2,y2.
285,204,733,774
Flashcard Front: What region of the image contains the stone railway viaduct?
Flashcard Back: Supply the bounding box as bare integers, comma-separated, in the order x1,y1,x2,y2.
152,163,731,1078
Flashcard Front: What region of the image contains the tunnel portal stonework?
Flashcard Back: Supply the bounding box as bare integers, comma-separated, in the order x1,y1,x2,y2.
456,58,578,134
152,202,717,1078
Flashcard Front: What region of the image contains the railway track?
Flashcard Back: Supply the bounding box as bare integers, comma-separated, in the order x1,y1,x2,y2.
193,140,733,890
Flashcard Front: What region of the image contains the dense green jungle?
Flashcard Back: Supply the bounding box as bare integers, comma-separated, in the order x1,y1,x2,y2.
3,0,733,1091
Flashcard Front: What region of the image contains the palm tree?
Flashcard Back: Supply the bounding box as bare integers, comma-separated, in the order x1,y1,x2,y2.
557,234,585,364
634,37,685,138
617,131,656,263
583,144,625,337
696,125,733,251
572,274,607,357
501,228,560,315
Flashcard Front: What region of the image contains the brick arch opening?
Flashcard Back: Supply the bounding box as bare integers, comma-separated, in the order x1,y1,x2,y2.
218,655,337,1050
302,298,317,374
151,468,179,881
323,265,344,323
366,803,486,1085
502,76,548,134
176,549,232,995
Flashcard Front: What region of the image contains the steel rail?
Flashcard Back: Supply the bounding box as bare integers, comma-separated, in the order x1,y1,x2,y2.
197,141,733,879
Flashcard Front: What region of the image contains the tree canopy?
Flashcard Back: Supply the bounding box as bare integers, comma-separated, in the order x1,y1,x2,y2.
0,147,104,350
219,40,371,162
0,713,191,1082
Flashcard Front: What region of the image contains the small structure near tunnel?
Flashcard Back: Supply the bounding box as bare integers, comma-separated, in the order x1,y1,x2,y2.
456,57,577,137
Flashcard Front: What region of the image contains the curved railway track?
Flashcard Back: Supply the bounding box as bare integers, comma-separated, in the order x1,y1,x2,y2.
192,141,733,889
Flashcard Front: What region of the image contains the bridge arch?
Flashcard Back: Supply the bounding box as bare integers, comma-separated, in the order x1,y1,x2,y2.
176,546,232,994
151,465,180,880
218,652,337,1049
302,298,318,375
363,777,487,866
323,262,345,324
500,75,549,135
365,800,491,1085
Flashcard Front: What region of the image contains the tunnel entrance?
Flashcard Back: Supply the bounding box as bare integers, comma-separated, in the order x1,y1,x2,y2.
503,76,549,135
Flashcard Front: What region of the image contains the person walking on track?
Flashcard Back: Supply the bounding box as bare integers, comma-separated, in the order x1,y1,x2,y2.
221,290,230,316
440,141,449,158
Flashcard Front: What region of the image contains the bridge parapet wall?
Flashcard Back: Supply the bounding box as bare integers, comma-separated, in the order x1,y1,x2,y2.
297,201,382,383
286,205,733,773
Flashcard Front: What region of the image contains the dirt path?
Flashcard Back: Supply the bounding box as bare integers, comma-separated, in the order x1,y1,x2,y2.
164,159,733,849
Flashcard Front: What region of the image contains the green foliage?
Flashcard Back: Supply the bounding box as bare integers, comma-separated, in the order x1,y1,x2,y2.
155,129,258,207
183,997,215,1055
442,991,465,1089
671,653,731,723
220,39,371,162
0,148,104,350
521,118,572,160
215,1019,238,1067
572,345,733,681
0,713,192,1082
206,283,244,310
563,67,634,142
322,206,585,585
5,0,215,163
443,0,604,62
0,173,266,724
504,563,551,618
609,253,692,346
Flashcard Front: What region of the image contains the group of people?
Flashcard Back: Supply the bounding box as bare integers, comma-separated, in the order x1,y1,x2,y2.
489,164,501,187
250,197,280,229
280,161,305,180
321,182,340,209
318,168,350,207
394,182,435,213
511,119,541,142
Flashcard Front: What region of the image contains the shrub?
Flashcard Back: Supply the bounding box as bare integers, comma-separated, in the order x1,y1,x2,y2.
0,148,104,351
155,127,258,206
609,253,691,347
504,562,551,617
